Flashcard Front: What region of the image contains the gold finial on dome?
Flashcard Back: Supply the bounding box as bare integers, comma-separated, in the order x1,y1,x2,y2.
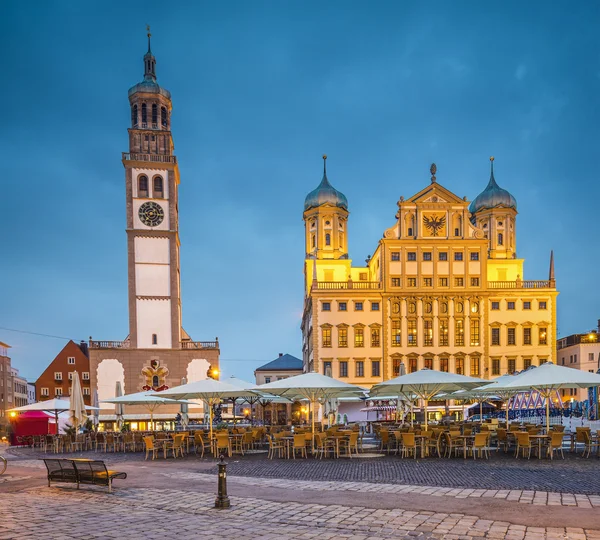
322,154,327,175
490,156,494,162
430,163,437,184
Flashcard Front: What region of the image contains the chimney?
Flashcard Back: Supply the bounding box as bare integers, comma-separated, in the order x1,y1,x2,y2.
279,353,283,357
79,341,89,358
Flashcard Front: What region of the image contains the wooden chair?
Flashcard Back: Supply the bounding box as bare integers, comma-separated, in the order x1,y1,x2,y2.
515,432,533,459
215,434,232,458
164,434,185,459
400,433,418,459
292,434,307,459
469,433,489,460
339,432,360,458
547,432,564,460
267,435,285,459
194,432,211,458
143,436,158,460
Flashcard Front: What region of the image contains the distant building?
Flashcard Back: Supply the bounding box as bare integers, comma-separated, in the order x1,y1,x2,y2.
27,382,36,404
557,321,600,401
254,353,303,425
34,340,91,406
0,342,14,434
12,368,28,408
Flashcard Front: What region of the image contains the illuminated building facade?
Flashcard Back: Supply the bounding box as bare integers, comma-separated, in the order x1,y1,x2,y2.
301,157,558,388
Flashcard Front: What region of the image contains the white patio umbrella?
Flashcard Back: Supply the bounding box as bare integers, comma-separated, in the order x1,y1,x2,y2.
115,382,124,430
492,362,600,431
92,389,100,430
102,390,190,431
370,368,485,430
254,372,366,449
179,377,189,428
8,399,99,434
154,379,258,448
69,371,87,430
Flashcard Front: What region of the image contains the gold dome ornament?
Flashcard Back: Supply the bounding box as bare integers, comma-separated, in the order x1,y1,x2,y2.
430,163,437,183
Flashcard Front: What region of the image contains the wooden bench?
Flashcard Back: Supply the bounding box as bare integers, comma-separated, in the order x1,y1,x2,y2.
43,458,127,493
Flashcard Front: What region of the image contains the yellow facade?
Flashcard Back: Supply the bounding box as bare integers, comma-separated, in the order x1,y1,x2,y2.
301,160,558,388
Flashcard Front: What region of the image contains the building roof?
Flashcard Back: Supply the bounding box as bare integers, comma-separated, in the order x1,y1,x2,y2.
304,156,348,212
469,158,517,214
255,354,303,372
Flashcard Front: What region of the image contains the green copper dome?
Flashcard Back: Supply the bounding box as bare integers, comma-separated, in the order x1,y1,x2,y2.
469,159,517,214
304,157,348,212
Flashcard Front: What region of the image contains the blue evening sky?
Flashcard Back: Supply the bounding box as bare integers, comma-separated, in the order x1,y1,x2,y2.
2,2,599,383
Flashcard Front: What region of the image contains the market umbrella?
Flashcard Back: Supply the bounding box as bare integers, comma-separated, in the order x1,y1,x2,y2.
115,382,124,430
370,368,485,430
69,371,87,430
492,362,600,431
254,372,366,449
154,379,257,449
179,378,189,428
92,389,100,430
8,399,99,434
102,390,190,431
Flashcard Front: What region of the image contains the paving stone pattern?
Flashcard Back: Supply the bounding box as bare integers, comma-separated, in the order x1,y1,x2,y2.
2,486,600,540
161,471,600,509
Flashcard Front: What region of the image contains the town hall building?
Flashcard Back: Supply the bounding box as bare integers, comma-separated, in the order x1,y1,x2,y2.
301,157,558,389
89,33,219,426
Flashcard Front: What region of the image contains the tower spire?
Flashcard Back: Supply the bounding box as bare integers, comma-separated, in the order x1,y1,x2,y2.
322,154,327,178
143,25,157,82
489,156,497,185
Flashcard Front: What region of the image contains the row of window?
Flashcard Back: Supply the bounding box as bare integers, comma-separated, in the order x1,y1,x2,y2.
132,103,168,128
323,359,381,378
321,299,547,312
393,277,480,288
40,387,91,397
391,251,480,262
138,175,164,198
490,357,544,375
490,327,548,346
53,372,90,381
561,353,597,365
322,301,379,312
491,300,547,310
322,327,381,348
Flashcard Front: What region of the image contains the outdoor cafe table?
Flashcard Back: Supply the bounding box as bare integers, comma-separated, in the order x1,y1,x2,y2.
528,434,549,459
326,433,351,458
455,435,475,459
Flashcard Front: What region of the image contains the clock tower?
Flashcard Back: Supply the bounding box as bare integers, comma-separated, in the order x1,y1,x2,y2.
124,29,181,349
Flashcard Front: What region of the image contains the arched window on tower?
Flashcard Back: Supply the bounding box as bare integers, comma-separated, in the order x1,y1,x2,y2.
153,176,163,198
141,103,147,126
325,233,331,246
161,107,167,128
138,175,148,197
498,232,504,246
131,104,138,127
152,104,158,127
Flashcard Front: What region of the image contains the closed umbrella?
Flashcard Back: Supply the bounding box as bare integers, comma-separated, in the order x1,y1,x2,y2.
492,362,600,431
115,382,124,431
69,371,87,430
255,372,365,450
154,379,257,449
180,378,189,428
92,390,100,430
371,368,484,431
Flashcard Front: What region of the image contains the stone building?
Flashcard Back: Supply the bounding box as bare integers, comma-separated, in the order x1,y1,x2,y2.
557,321,600,401
301,157,558,391
12,368,29,408
0,342,14,434
89,32,219,426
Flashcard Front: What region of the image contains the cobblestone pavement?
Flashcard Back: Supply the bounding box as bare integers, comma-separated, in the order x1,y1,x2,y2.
2,485,600,540
160,471,600,508
8,446,600,495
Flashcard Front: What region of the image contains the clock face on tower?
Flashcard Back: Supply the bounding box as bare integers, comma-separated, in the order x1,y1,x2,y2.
138,201,164,227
